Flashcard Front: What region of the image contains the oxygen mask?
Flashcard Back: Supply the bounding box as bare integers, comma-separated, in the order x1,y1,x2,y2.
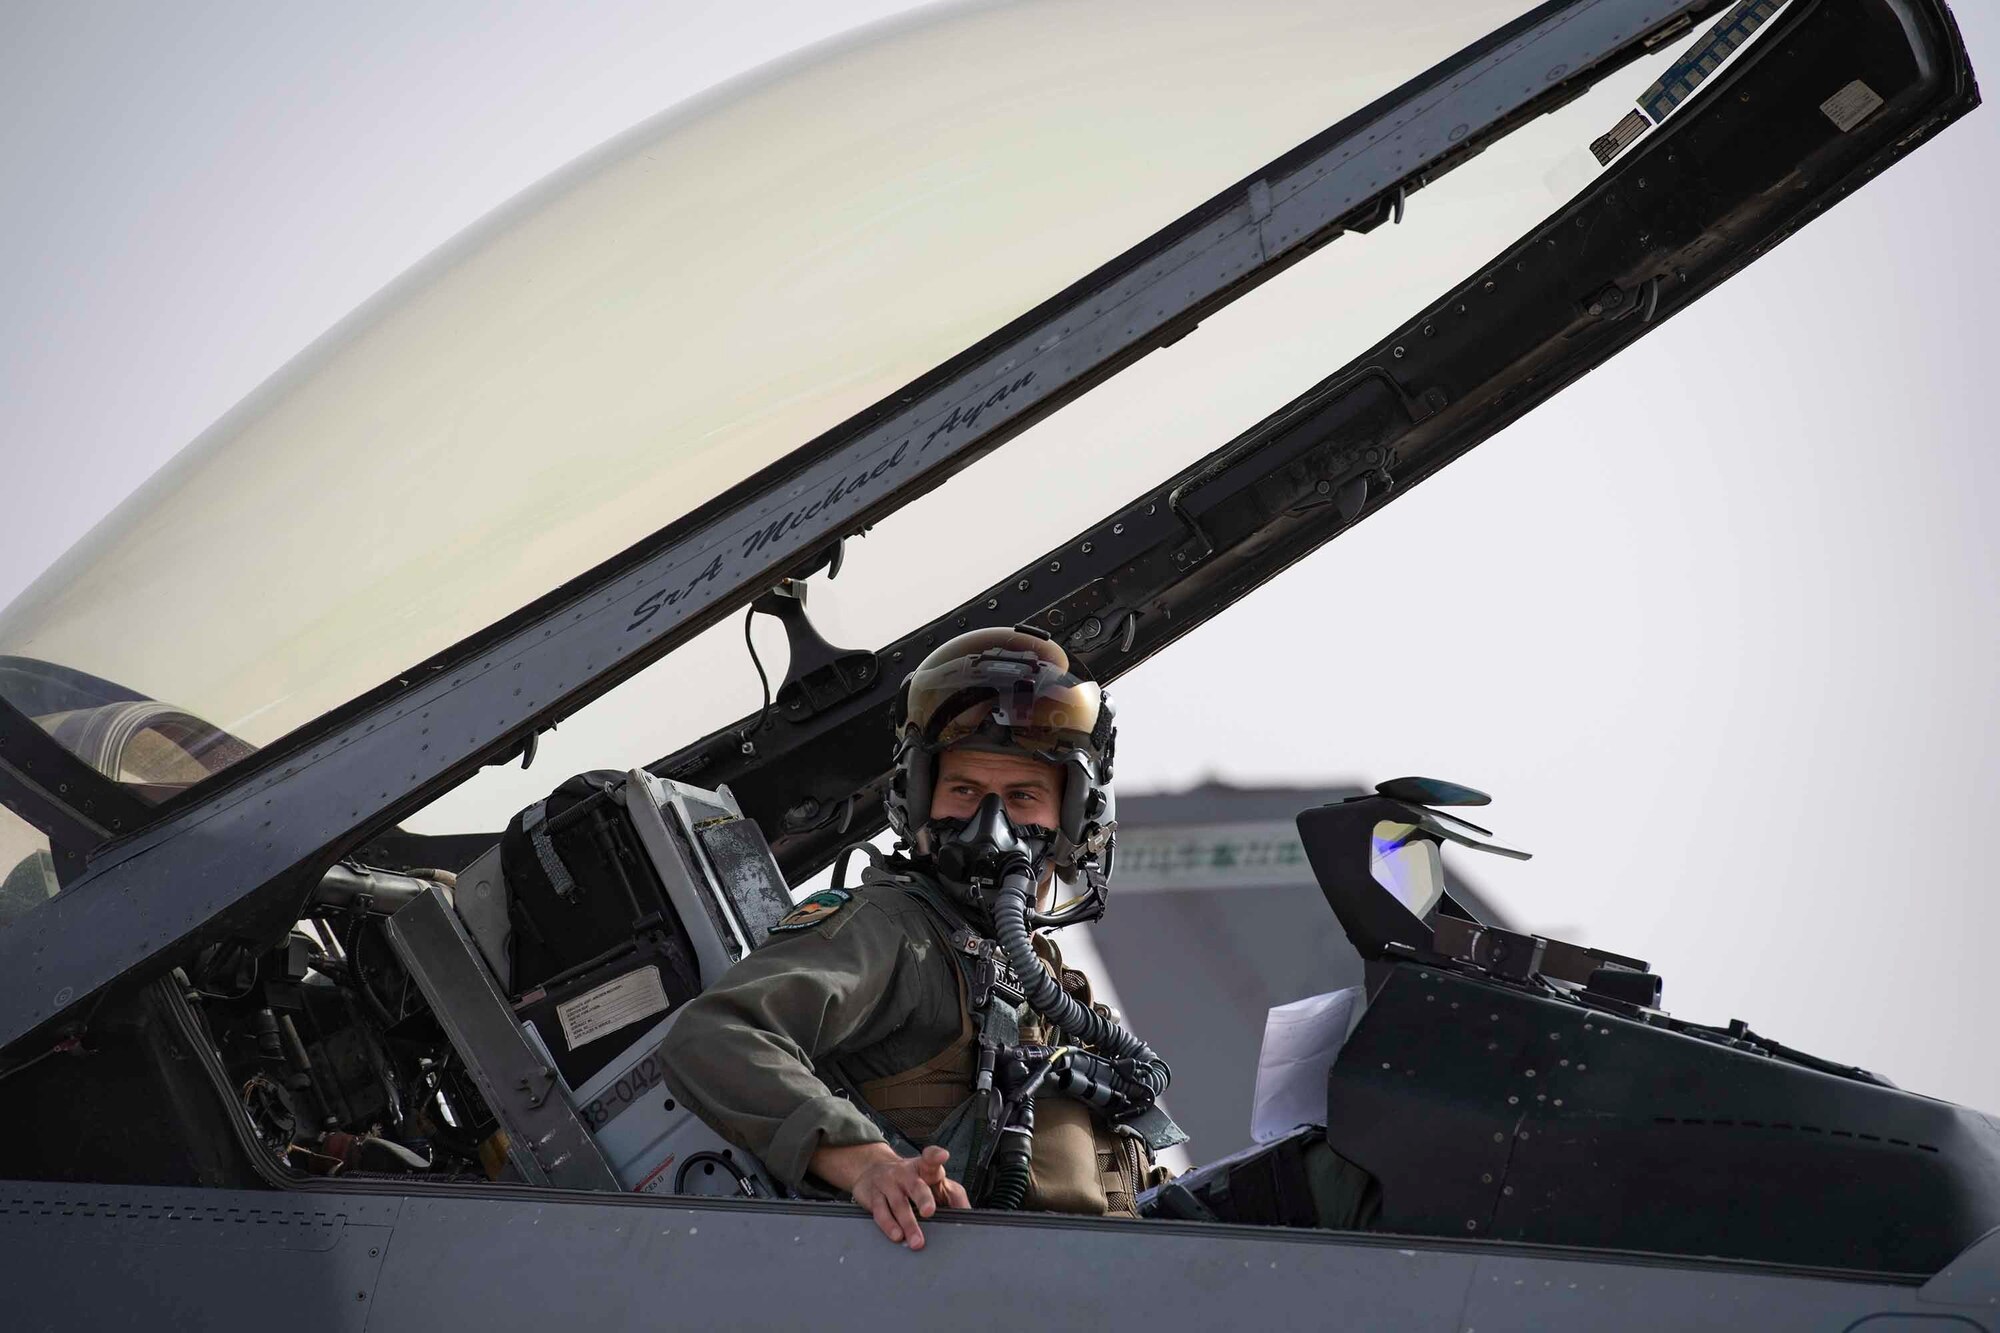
929,793,1050,915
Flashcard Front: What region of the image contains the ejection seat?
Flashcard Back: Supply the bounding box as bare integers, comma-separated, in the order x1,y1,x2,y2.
386,767,793,1196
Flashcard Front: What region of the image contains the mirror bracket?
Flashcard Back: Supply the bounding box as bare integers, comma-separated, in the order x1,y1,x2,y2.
750,580,878,723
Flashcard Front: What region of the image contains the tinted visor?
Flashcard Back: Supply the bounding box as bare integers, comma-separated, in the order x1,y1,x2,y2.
904,631,1103,759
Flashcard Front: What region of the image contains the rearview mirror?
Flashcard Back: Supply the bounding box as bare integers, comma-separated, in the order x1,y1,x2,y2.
1369,821,1445,920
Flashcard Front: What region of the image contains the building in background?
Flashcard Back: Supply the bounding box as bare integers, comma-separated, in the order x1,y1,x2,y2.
1086,781,1511,1159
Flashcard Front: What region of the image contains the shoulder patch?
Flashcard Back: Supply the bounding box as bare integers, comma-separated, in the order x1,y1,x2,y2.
770,888,852,933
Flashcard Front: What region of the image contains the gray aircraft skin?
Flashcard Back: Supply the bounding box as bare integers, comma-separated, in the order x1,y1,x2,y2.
0,1,1992,1328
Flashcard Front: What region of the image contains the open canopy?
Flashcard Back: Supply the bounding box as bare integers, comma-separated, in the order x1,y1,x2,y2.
0,0,1537,799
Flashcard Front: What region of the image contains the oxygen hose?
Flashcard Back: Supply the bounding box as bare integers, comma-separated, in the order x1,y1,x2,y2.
989,855,1170,1103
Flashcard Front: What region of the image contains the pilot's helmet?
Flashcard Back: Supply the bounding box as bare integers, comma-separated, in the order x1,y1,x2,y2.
885,625,1116,924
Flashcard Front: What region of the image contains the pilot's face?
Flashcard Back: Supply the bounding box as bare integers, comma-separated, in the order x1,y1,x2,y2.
932,746,1063,830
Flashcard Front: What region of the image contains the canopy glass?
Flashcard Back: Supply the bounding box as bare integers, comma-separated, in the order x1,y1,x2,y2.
0,0,1671,807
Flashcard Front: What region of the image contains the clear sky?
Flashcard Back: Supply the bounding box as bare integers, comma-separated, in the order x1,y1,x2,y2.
3,1,1997,1119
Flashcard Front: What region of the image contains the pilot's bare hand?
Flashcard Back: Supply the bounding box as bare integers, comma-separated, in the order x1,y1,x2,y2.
913,1144,972,1211
814,1142,969,1249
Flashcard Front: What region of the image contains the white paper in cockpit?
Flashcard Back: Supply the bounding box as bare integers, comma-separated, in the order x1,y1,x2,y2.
1249,987,1368,1145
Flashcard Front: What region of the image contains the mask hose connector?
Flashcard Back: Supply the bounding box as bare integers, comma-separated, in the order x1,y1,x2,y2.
983,1096,1035,1210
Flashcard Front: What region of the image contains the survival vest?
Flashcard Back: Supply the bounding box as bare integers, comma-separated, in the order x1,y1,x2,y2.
831,856,1160,1216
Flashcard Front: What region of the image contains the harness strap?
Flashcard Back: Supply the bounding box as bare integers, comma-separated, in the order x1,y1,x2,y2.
520,798,578,901
814,865,1007,1184
854,968,977,1123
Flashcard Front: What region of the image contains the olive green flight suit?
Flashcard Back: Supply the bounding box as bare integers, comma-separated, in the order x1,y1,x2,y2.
657,868,1162,1215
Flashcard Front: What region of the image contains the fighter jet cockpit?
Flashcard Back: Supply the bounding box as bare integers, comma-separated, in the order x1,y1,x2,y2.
0,1,1991,1326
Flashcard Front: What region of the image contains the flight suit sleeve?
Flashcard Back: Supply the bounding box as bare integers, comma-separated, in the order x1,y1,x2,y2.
657,895,921,1191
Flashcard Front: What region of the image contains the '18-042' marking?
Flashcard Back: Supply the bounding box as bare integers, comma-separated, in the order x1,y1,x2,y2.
583,1048,672,1131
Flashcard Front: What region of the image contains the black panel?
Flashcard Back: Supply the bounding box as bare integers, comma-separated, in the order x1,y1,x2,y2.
512,950,693,1091
1324,963,2000,1273
0,983,264,1189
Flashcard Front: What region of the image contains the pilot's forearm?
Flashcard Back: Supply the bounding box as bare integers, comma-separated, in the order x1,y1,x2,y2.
656,910,914,1188
659,1004,886,1189
657,893,920,1188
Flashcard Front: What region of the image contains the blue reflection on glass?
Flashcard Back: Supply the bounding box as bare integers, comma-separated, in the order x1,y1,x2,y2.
1370,821,1444,917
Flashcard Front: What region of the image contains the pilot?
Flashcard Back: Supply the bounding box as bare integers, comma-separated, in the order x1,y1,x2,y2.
660,625,1183,1249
